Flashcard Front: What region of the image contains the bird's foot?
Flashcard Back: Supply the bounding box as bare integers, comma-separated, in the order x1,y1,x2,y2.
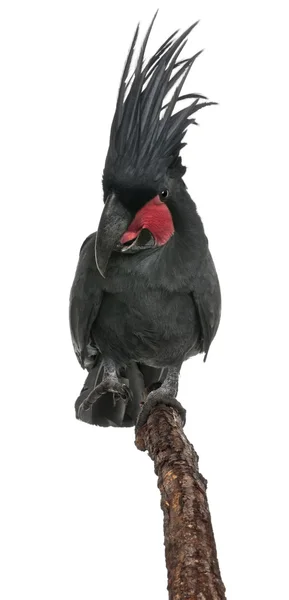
77,378,132,421
136,387,186,431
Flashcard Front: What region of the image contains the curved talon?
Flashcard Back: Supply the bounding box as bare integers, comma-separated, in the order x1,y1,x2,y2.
77,379,132,422
77,401,94,423
112,384,132,407
81,399,93,412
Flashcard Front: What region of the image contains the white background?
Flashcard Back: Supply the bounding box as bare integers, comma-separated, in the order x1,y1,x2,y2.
1,1,288,598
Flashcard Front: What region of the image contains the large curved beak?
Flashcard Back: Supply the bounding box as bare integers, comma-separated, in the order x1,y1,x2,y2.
95,193,131,277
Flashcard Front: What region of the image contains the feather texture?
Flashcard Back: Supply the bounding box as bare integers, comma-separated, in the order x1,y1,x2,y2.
103,16,216,188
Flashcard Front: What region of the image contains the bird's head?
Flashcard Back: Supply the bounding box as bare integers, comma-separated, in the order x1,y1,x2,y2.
95,14,215,277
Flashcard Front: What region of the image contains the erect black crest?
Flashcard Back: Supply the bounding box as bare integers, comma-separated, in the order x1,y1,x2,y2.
103,13,215,190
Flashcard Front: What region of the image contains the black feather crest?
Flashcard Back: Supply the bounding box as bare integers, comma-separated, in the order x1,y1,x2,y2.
103,14,215,188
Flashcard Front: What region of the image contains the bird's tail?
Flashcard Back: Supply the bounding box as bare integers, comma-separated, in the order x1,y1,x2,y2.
75,356,166,427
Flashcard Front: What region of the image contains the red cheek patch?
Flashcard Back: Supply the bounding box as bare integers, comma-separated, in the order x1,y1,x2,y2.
120,196,174,246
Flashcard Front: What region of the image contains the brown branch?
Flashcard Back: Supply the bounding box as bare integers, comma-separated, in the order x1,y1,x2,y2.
135,405,226,600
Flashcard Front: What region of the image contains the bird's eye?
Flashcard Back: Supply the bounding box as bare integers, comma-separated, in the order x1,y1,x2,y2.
160,189,169,199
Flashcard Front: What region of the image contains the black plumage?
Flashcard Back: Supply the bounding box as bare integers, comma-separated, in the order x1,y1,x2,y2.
103,14,215,189
69,16,221,428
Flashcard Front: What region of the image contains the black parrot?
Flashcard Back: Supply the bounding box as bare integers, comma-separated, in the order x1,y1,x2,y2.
69,16,221,429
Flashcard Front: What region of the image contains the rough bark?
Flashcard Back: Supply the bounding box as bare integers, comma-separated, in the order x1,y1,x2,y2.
135,405,226,600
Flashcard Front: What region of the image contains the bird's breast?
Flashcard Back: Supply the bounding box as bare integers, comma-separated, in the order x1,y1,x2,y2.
93,285,200,367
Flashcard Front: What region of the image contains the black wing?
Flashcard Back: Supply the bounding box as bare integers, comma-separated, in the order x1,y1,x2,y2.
69,232,103,370
191,250,221,361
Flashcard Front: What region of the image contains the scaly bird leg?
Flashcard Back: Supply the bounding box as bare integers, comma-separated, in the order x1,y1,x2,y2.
77,358,132,421
136,365,186,430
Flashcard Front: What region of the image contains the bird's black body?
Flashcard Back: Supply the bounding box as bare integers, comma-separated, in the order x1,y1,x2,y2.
70,16,221,428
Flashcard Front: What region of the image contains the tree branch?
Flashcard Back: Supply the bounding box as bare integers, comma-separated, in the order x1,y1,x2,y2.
135,405,226,600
